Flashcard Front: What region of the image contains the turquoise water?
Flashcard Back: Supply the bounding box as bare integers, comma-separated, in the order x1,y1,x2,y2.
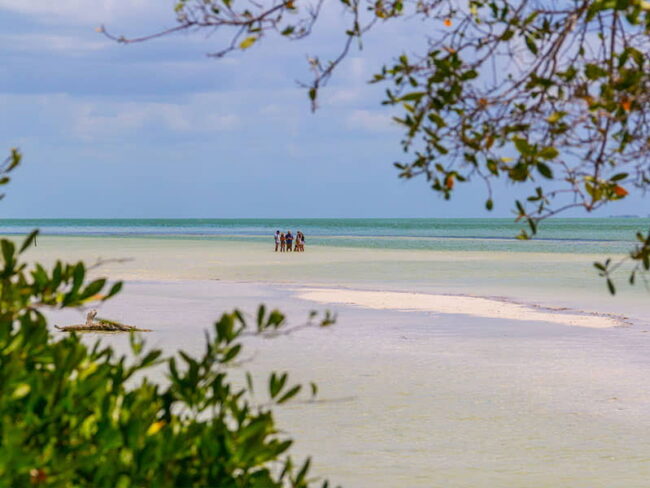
1,218,647,254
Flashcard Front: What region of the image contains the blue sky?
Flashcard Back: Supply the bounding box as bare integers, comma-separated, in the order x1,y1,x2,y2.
0,1,645,218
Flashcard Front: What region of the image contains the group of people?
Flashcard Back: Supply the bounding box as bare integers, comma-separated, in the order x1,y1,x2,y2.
274,230,305,252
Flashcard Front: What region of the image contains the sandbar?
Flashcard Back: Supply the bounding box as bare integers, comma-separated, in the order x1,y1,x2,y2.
296,287,628,328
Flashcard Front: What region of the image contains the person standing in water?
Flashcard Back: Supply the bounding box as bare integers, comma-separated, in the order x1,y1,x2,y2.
286,231,293,252
274,230,280,252
280,232,286,252
297,231,305,251
294,231,301,252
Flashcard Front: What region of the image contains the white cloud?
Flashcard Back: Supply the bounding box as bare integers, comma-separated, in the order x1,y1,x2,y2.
0,0,169,25
326,88,361,105
0,91,241,144
2,33,109,53
346,109,394,132
321,56,386,108
71,94,241,140
347,57,366,83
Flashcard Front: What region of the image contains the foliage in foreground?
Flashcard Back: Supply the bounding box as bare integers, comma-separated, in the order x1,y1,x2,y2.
0,151,335,486
104,0,650,293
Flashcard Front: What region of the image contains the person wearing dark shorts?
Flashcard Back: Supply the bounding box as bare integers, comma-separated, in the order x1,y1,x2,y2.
286,231,293,252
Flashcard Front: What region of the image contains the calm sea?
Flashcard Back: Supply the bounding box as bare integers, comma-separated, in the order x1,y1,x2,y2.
0,218,648,254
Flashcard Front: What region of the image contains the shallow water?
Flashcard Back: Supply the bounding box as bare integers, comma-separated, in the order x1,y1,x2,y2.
47,281,650,488
18,234,650,324
2,216,649,253
15,226,650,487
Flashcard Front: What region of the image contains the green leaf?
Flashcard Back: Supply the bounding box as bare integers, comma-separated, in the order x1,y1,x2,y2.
12,383,31,400
19,230,39,253
607,278,616,295
239,36,257,49
399,92,426,102
281,26,295,36
269,372,288,399
73,262,85,287
513,137,532,156
536,162,553,179
257,304,266,330
524,36,538,55
461,69,478,80
610,173,628,182
139,350,163,368
80,279,107,300
129,331,144,355
296,458,311,484
1,239,15,265
266,309,285,329
585,63,607,80
103,281,123,300
277,384,301,404
546,111,566,123
223,344,241,363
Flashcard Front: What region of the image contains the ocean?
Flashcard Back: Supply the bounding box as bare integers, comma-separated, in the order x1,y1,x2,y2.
1,217,648,254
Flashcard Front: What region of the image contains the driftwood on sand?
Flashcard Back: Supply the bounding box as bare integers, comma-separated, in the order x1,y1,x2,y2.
55,310,151,332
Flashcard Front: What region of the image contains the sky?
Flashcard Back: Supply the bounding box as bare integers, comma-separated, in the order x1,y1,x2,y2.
0,1,646,218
